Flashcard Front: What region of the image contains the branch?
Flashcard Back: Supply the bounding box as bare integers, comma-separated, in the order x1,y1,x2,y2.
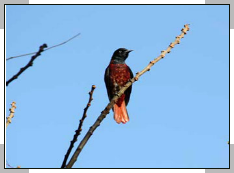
6,160,14,168
6,160,20,168
6,44,48,86
61,85,96,168
6,33,81,61
6,102,16,128
65,24,190,168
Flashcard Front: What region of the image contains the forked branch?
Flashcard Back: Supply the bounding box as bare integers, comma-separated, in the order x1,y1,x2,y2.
6,44,48,86
65,24,190,168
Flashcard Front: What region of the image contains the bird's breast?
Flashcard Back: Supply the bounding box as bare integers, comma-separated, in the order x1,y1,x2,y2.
109,63,131,87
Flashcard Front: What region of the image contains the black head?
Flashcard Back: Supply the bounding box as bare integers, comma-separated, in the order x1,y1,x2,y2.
111,48,133,64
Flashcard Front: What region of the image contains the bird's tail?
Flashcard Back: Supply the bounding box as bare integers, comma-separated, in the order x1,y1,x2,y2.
113,101,129,124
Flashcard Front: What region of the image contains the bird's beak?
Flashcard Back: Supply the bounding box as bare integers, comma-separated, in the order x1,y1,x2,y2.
126,49,133,53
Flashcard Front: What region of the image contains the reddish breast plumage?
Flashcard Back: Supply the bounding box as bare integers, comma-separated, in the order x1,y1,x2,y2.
109,63,130,86
109,63,131,106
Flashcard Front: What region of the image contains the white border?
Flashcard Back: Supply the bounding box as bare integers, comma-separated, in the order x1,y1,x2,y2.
231,29,233,145
0,29,3,145
30,169,205,173
29,0,205,4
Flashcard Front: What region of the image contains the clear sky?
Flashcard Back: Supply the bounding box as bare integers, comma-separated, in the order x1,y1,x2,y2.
6,5,229,168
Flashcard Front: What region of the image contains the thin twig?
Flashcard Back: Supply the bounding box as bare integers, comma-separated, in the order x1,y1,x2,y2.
6,160,20,168
6,160,14,168
6,33,81,61
61,85,96,168
6,44,48,86
6,102,16,128
66,24,190,168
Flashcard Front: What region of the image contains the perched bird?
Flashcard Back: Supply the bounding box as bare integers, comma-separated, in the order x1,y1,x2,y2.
104,48,133,124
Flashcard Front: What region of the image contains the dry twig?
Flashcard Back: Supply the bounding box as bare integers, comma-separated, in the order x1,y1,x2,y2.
6,33,81,61
6,102,16,128
61,85,96,168
6,160,14,168
6,44,47,86
66,24,190,168
6,160,20,168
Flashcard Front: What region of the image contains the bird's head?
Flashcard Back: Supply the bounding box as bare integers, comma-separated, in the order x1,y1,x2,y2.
111,48,133,64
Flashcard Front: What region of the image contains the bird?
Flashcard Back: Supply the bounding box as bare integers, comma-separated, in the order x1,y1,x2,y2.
104,48,133,124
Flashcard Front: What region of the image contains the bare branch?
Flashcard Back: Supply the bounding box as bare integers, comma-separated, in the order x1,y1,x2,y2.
65,24,190,168
61,85,96,168
6,44,47,86
6,160,20,168
6,102,16,128
6,160,14,168
6,33,81,61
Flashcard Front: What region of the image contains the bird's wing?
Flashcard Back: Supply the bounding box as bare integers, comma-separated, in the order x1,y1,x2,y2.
104,66,112,101
125,66,133,106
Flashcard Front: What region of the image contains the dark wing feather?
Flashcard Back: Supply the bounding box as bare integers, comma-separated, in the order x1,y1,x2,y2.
125,66,133,106
104,66,112,101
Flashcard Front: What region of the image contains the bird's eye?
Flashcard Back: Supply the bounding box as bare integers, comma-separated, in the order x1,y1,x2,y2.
119,50,122,54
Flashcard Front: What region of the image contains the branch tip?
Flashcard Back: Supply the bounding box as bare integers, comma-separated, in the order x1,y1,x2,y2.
184,24,190,30
61,84,96,168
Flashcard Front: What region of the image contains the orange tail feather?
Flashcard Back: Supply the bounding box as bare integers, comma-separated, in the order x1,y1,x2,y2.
114,101,129,124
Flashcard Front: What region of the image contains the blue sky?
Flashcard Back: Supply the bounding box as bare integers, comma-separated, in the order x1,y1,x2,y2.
6,5,229,168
